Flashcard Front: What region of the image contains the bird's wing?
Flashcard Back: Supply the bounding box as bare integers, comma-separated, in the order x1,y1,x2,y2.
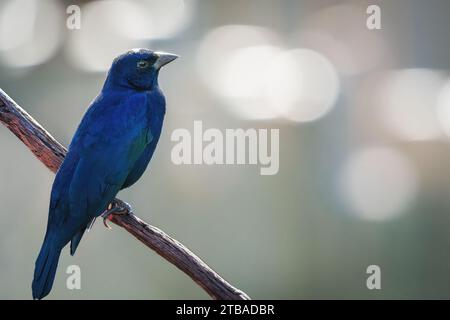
47,93,150,237
121,133,156,189
48,149,79,227
122,97,165,189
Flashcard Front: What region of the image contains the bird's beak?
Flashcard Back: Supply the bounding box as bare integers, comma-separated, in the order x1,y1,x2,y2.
154,52,179,69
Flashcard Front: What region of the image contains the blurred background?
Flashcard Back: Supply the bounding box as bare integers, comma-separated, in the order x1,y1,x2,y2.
0,0,449,299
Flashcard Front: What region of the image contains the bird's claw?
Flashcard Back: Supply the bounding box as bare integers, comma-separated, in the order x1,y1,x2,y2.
100,199,132,229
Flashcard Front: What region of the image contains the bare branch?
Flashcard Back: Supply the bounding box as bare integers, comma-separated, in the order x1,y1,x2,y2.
0,88,250,300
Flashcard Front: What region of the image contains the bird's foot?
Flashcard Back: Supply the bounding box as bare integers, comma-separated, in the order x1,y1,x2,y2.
101,199,132,229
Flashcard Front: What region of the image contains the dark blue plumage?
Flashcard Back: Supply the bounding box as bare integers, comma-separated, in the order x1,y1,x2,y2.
32,49,177,299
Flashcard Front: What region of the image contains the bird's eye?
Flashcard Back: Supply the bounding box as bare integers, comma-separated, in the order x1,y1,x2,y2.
137,60,150,69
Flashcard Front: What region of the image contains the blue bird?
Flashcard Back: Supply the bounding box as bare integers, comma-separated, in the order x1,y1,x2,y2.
32,49,177,300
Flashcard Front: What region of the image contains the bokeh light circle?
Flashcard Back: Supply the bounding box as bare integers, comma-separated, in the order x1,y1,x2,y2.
197,25,339,122
66,0,192,72
274,49,339,122
0,0,64,68
299,4,388,75
436,78,450,138
66,0,143,72
377,69,445,141
126,0,192,40
339,146,418,222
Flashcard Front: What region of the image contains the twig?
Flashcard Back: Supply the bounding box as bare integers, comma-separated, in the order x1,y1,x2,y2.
0,88,250,300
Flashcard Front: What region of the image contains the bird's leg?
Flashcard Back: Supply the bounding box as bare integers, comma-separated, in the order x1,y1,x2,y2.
101,199,133,229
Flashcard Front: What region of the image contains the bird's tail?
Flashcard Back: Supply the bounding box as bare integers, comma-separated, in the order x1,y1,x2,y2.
32,235,62,300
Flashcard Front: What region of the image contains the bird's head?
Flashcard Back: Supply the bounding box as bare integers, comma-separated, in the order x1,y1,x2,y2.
105,48,178,91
